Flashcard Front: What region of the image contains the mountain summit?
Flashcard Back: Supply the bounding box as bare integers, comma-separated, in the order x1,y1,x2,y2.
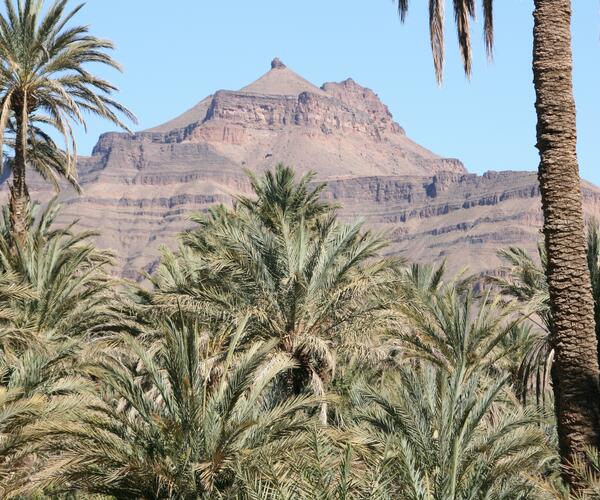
148,58,327,133
240,58,326,96
21,59,600,279
144,59,465,181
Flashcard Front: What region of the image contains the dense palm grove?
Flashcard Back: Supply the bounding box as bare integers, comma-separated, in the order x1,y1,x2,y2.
0,0,599,498
0,165,597,498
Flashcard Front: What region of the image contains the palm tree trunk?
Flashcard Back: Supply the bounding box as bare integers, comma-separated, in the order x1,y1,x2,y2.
9,101,29,247
533,0,600,486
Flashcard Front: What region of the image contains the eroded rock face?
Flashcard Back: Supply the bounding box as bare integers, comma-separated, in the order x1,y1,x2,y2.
14,59,600,279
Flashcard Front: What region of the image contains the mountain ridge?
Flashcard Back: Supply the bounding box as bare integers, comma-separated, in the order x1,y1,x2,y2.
13,58,600,279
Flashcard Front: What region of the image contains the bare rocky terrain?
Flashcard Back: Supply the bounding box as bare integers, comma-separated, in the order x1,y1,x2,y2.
19,58,600,279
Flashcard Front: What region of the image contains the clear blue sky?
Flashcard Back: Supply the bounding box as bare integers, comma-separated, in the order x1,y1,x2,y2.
71,1,599,183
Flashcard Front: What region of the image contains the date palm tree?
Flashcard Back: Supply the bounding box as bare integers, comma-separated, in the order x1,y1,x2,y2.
0,199,121,340
392,1,600,484
355,363,552,499
2,114,81,194
238,428,391,499
0,0,136,245
0,200,118,496
152,166,400,421
0,331,88,497
29,318,320,499
397,286,525,379
493,222,600,408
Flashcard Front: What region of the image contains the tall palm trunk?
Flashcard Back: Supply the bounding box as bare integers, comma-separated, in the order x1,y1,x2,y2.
533,0,600,485
9,100,29,247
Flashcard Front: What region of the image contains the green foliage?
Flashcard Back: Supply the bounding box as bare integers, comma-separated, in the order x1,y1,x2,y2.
397,285,524,377
0,199,120,339
0,200,117,497
0,165,580,498
0,0,136,178
30,318,320,499
0,1,584,497
394,1,495,84
239,427,391,499
152,165,401,412
356,364,551,499
493,221,600,404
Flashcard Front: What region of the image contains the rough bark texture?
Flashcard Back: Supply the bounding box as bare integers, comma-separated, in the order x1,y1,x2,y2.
9,103,29,248
533,0,600,486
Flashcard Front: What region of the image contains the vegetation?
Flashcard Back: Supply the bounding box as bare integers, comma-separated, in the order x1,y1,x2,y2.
152,167,398,421
0,164,595,498
0,0,596,497
392,0,600,490
0,0,135,245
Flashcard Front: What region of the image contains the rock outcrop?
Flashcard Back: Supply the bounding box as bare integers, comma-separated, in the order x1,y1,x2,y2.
16,59,600,279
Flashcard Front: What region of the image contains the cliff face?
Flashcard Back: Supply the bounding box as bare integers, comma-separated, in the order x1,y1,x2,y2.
327,172,600,273
18,59,600,279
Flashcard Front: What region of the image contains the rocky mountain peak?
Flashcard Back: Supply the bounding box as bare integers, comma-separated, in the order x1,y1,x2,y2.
239,59,325,97
148,60,411,144
271,57,286,69
110,59,468,186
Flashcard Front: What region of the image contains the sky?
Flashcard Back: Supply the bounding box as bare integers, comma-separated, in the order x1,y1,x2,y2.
67,1,599,183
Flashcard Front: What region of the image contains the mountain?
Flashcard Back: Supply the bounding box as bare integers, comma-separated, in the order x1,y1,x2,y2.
20,59,600,279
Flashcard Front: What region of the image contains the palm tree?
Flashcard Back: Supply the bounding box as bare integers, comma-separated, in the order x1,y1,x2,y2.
239,427,391,499
2,114,81,193
0,0,136,244
152,166,399,419
392,1,600,483
30,317,320,499
0,199,123,340
493,223,600,408
531,3,600,481
568,448,600,499
397,284,525,379
235,165,335,231
0,198,136,496
0,331,88,497
356,363,551,499
397,261,447,304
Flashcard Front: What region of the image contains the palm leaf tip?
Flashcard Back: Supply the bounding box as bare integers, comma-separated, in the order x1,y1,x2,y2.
395,1,494,83
397,0,409,22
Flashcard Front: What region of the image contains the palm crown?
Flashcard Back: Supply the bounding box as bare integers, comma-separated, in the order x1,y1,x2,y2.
30,318,320,499
152,165,400,418
0,0,135,242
